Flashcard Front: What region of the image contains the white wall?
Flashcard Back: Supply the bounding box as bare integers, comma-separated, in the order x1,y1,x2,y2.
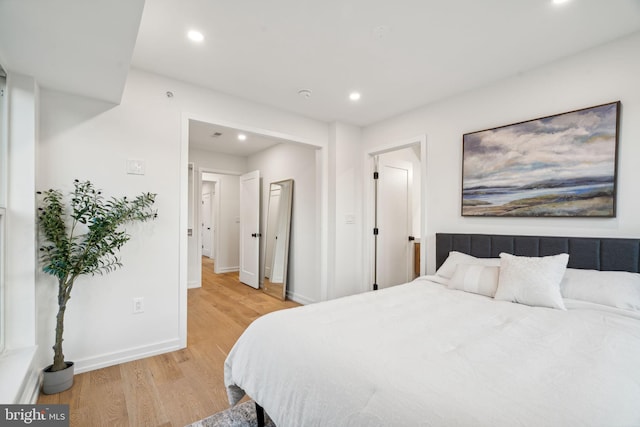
247,142,319,303
36,68,329,373
362,32,640,274
191,147,247,173
328,122,365,298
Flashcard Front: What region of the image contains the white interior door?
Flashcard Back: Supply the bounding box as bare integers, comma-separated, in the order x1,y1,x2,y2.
239,170,260,288
201,191,213,258
377,158,412,289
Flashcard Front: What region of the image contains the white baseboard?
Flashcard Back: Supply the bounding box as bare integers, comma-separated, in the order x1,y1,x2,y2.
73,338,183,374
215,266,239,273
287,291,314,305
188,280,201,289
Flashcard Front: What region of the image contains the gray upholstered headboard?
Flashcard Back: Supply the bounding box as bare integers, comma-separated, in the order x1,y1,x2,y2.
436,233,640,273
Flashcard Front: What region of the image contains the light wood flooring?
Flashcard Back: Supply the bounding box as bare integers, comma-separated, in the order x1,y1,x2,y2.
38,257,299,427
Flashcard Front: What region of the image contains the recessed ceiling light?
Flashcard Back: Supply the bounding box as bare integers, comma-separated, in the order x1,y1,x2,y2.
187,30,204,42
237,133,247,141
349,92,361,101
552,0,570,4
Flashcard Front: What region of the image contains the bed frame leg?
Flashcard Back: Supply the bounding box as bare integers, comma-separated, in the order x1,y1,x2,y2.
255,402,265,427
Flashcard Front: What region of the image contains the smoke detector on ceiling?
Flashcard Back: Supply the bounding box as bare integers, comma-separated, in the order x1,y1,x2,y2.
298,89,312,99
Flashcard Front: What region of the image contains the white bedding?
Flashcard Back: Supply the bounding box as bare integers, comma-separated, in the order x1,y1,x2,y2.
224,277,640,426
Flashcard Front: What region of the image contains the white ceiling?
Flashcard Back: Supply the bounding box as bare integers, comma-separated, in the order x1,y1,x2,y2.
132,0,640,127
1,1,640,156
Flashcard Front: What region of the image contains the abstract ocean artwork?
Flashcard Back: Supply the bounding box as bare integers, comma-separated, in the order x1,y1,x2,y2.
462,102,620,217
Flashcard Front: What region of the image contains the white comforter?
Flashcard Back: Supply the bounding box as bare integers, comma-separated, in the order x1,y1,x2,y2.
224,277,640,427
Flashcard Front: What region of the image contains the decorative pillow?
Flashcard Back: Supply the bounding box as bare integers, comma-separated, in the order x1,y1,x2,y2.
436,251,500,280
495,252,569,310
561,268,640,311
448,264,500,297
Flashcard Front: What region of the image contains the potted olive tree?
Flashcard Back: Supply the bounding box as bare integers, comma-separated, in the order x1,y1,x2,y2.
37,179,157,394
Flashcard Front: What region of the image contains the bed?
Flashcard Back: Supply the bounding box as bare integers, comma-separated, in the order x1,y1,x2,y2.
224,233,640,426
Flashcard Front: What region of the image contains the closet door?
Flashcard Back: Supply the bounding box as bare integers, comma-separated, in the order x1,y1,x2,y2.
376,159,412,289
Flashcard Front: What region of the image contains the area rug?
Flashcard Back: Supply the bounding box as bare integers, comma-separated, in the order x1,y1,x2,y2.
185,400,275,427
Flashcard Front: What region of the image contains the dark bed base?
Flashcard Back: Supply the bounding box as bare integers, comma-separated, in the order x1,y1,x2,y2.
256,402,265,427
436,233,640,272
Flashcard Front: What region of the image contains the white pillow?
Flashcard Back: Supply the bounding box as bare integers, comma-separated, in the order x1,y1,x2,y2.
495,252,569,310
448,264,500,297
561,268,640,311
436,251,500,280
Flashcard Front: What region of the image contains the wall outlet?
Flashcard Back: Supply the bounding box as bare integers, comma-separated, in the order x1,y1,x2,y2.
133,297,144,314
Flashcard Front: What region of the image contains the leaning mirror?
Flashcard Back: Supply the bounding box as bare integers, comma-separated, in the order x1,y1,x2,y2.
263,179,294,300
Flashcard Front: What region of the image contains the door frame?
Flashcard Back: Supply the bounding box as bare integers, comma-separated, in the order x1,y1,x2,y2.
363,134,427,293
191,168,238,288
198,170,226,275
179,112,327,349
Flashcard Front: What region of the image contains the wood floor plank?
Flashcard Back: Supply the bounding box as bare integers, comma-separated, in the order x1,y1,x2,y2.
90,364,122,387
120,359,171,427
88,380,130,426
37,257,300,426
147,352,184,385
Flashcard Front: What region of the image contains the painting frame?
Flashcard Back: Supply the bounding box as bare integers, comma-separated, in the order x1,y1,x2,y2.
461,101,620,217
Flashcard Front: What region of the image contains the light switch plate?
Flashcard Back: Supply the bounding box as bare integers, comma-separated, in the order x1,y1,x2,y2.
127,159,145,175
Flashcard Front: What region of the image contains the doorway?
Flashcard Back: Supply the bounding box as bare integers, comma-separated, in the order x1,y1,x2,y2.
180,115,326,347
375,154,414,288
367,136,426,291
196,171,240,278
201,180,215,260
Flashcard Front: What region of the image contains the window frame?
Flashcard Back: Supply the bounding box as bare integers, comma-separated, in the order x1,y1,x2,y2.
0,67,7,352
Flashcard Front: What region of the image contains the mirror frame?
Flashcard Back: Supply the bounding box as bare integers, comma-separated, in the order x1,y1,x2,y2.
262,179,294,300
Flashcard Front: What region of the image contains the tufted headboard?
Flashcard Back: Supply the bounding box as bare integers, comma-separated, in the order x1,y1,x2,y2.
436,233,640,273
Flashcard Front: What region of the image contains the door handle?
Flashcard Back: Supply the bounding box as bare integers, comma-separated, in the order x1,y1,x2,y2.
251,233,262,238
408,236,415,241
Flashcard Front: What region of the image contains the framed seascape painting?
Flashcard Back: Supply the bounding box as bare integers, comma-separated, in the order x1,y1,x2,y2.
462,101,620,217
